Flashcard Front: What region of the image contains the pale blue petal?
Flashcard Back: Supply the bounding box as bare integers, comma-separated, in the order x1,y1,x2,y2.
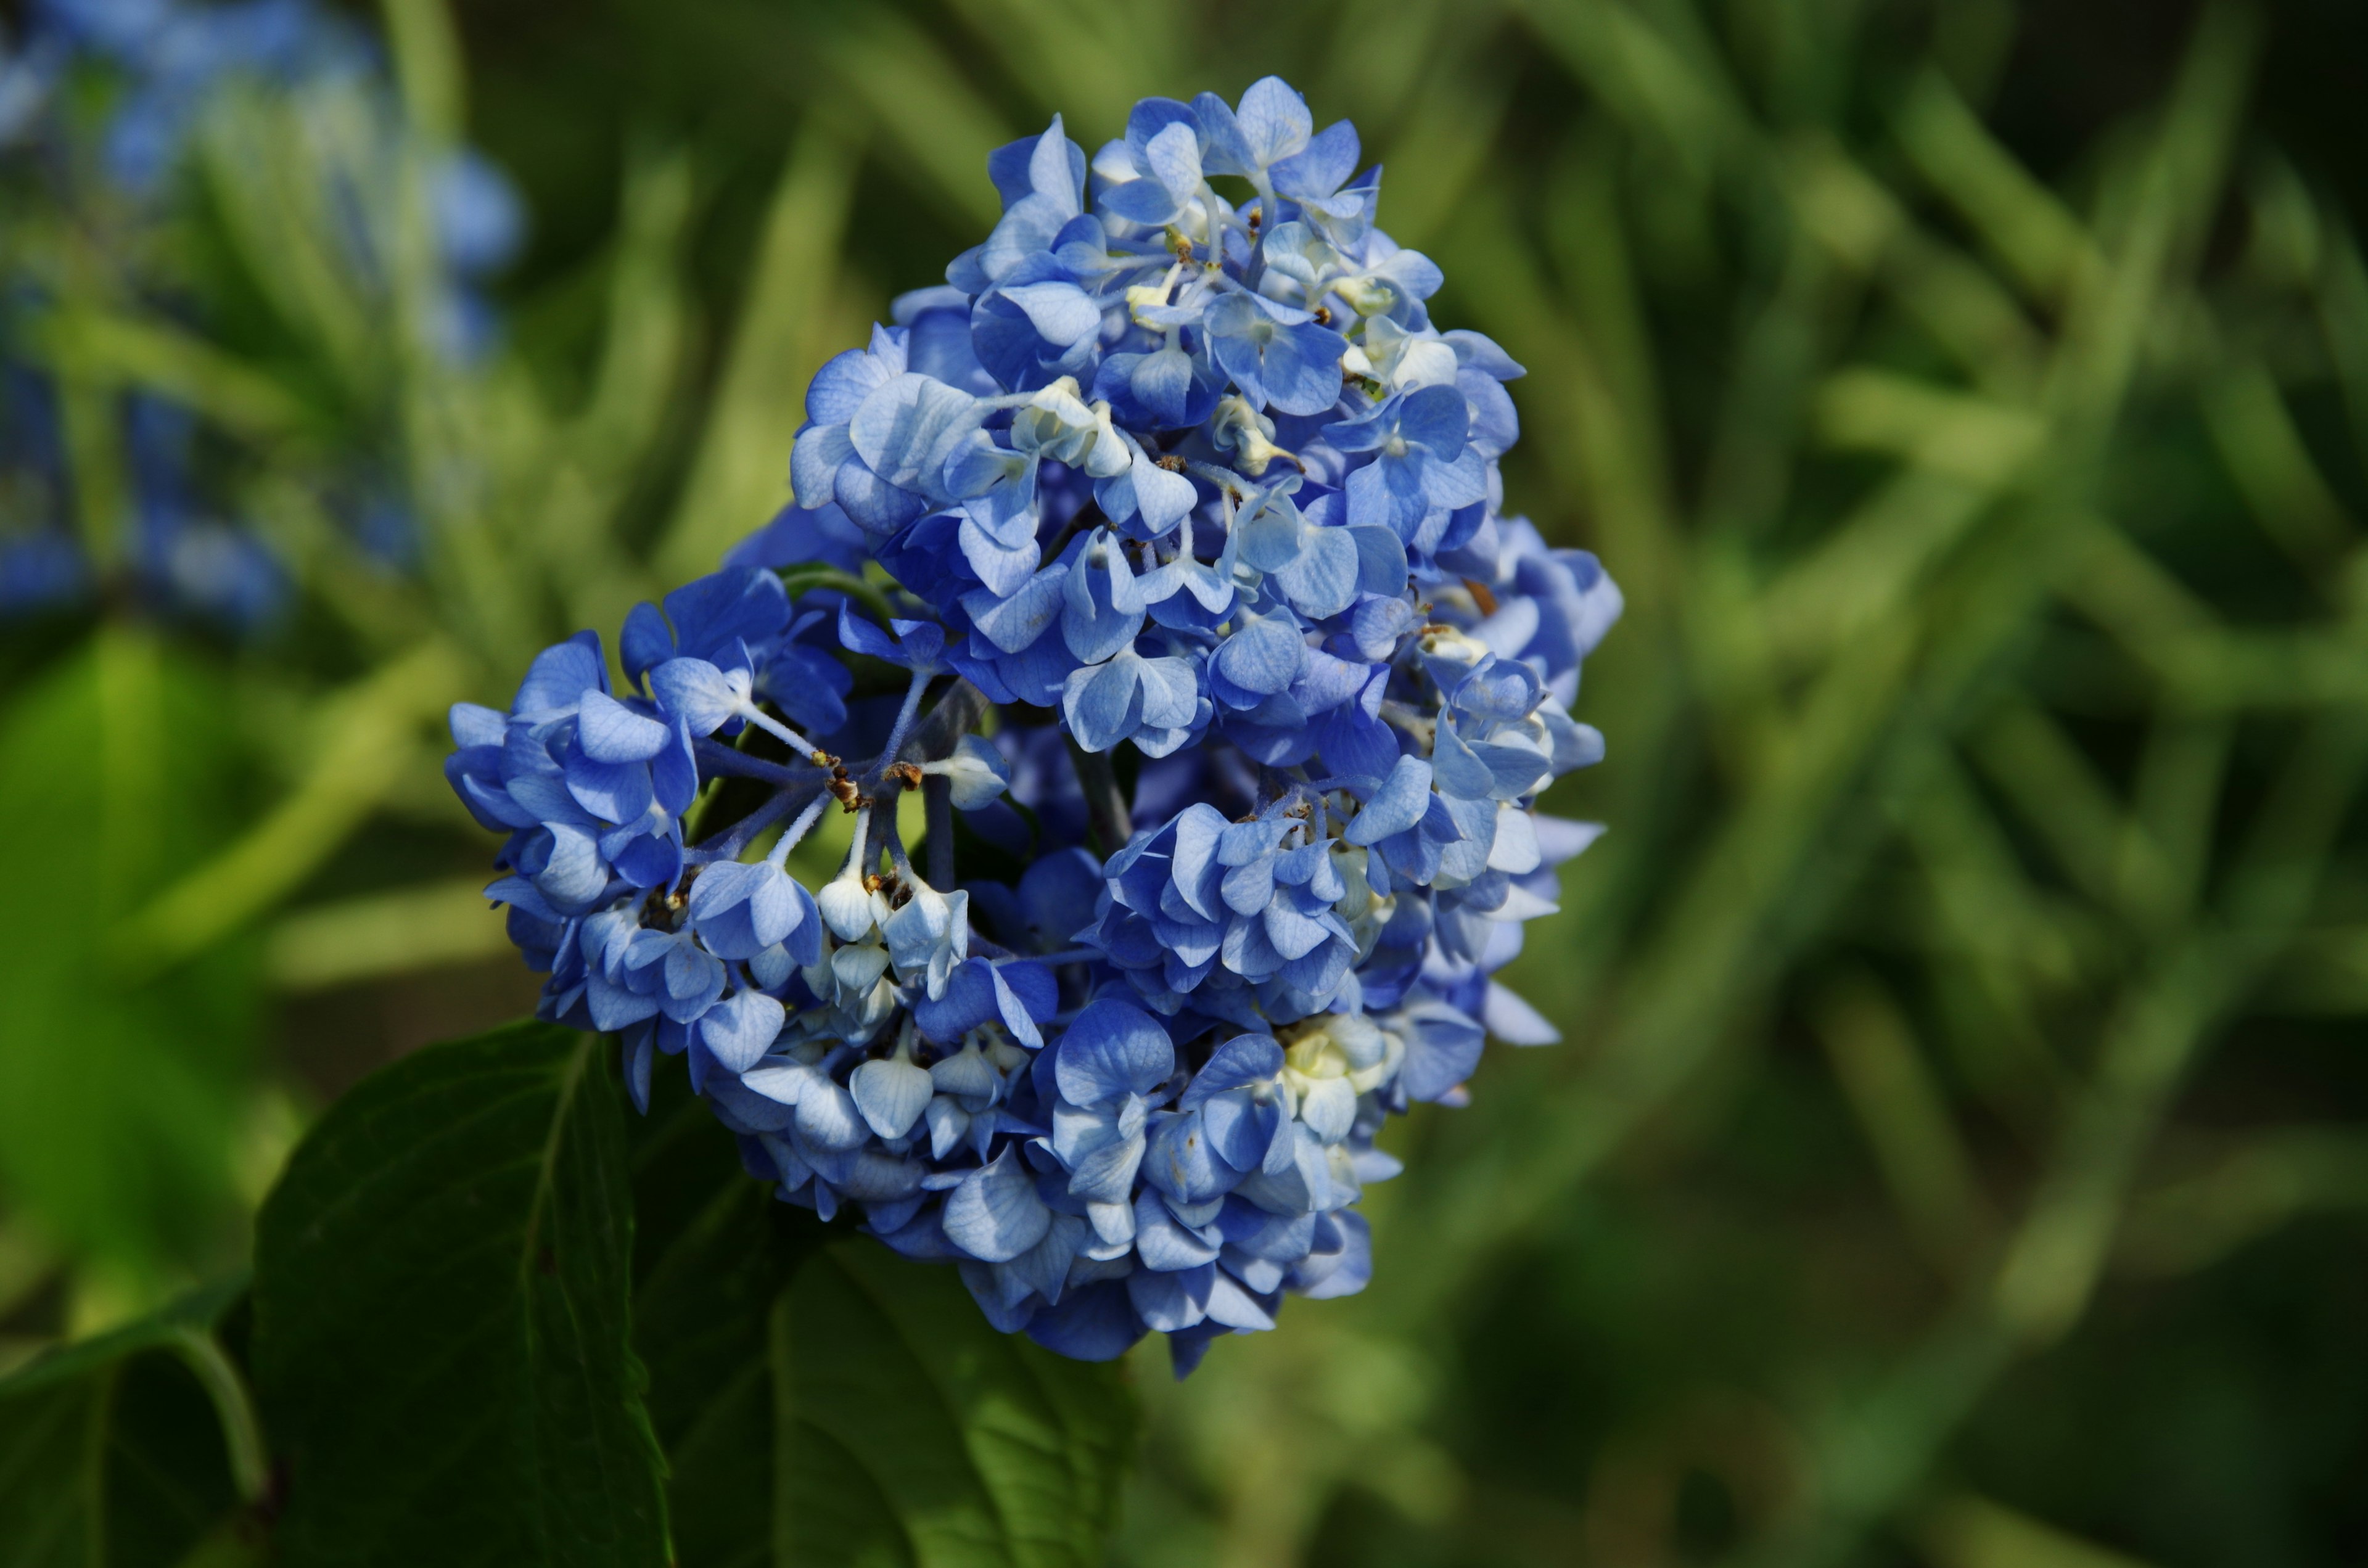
942,1146,1053,1262
697,990,785,1073
1054,998,1174,1104
852,1057,935,1139
1346,754,1434,844
576,689,670,763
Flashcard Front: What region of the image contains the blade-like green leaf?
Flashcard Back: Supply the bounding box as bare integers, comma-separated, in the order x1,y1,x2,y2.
771,1241,1136,1568
0,631,260,1291
0,1284,258,1567
250,1022,667,1565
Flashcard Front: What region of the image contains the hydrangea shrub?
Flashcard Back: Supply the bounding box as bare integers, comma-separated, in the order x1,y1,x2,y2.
450,76,1619,1373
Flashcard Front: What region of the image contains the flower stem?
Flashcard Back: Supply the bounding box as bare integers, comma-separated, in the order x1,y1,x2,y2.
769,791,833,866
688,783,810,863
879,667,933,770
924,773,955,888
1066,736,1133,856
744,707,829,763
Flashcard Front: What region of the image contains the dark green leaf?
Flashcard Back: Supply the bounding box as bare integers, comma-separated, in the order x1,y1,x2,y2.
628,1071,827,1568
250,1021,667,1566
770,1241,1137,1568
0,1283,262,1567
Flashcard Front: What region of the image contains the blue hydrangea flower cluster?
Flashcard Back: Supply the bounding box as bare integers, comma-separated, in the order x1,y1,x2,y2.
451,77,1620,1373
0,0,522,625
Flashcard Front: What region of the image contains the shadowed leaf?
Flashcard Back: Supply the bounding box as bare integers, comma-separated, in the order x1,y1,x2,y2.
250,1021,667,1565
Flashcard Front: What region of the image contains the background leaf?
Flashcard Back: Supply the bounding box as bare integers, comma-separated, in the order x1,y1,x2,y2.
0,631,260,1307
0,1282,260,1567
249,1021,667,1566
771,1241,1137,1568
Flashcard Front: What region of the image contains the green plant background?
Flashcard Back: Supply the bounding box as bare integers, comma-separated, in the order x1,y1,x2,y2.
3,0,2366,1564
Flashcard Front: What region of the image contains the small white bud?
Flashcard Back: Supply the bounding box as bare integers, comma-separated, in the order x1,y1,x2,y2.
922,734,1011,810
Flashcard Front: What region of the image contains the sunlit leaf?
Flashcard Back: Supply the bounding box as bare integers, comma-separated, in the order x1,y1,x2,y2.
0,632,259,1291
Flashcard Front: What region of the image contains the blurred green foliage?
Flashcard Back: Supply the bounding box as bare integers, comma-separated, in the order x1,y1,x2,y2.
4,0,2366,1563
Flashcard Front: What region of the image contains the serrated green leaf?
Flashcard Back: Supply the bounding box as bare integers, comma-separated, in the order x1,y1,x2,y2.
250,1021,667,1566
0,1284,258,1567
770,1242,1137,1568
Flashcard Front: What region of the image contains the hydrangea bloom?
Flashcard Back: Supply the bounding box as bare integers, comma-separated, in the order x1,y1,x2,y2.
451,77,1620,1373
0,0,522,625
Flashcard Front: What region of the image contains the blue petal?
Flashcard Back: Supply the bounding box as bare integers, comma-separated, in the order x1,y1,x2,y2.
836,601,901,662
1202,1090,1284,1172
1396,999,1486,1102
1133,1187,1222,1270
1104,176,1183,225
795,1077,871,1152
578,688,670,763
1062,654,1145,752
1397,382,1470,454
913,958,1001,1042
646,658,742,737
1000,280,1102,348
1270,119,1359,199
620,603,676,685
942,1146,1053,1262
991,963,1050,1048
564,756,652,826
696,989,784,1073
849,372,981,494
1061,533,1148,664
1260,319,1348,416
449,702,508,750
851,1057,934,1140
1144,1107,1243,1204
1347,755,1434,844
1228,76,1312,170
1054,998,1174,1105
1294,1209,1372,1299
1180,1035,1285,1109
1127,1262,1214,1332
806,344,896,425
1212,615,1306,697
1022,1279,1143,1361
959,564,1063,654
1137,655,1200,730
1272,525,1359,619
514,631,609,715
1349,524,1409,595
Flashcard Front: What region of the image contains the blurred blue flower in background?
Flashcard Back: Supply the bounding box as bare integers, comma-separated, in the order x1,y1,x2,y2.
0,0,523,632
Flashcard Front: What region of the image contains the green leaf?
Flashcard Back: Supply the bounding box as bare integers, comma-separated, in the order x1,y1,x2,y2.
250,1021,667,1565
770,1242,1137,1568
620,1069,1136,1567
0,631,260,1291
628,1070,827,1568
0,1283,263,1567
